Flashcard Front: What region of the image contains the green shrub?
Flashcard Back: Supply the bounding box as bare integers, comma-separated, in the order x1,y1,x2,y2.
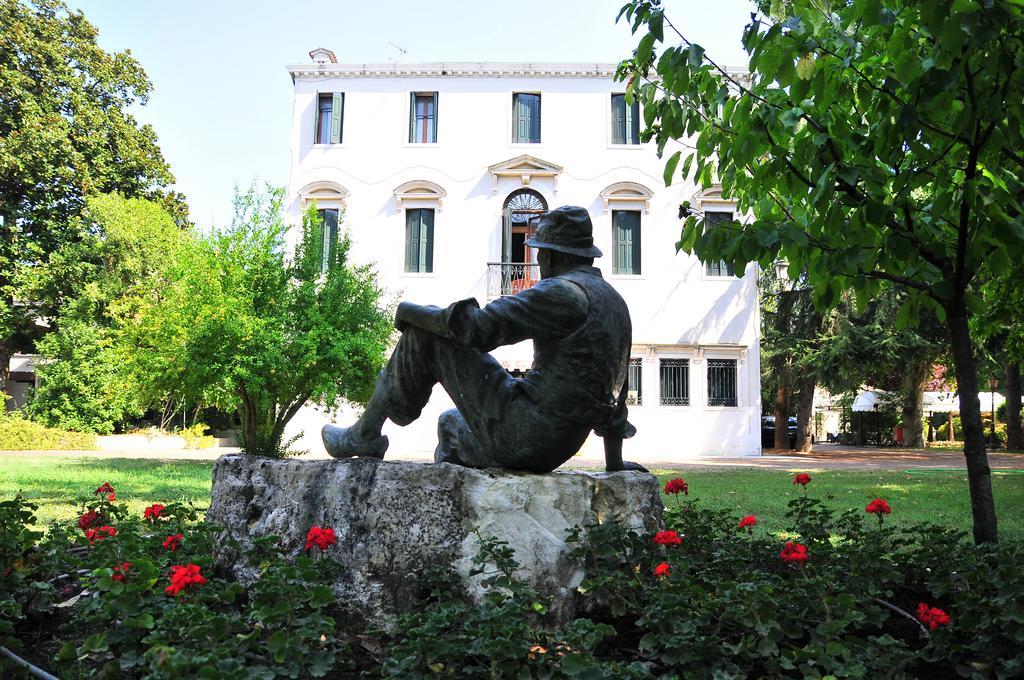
0,411,98,450
177,423,215,449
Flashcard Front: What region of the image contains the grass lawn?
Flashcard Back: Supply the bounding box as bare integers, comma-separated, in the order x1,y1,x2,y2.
2,454,1022,542
0,455,213,527
653,468,1024,542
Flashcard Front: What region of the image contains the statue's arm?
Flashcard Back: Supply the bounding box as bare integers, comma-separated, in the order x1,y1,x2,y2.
394,301,454,337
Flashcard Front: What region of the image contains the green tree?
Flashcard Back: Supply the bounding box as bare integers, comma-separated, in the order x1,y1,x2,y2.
975,265,1024,449
25,194,187,433
0,0,180,395
124,185,394,457
619,0,1024,541
809,286,946,447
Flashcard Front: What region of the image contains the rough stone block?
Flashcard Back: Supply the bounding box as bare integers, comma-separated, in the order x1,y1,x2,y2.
207,454,662,627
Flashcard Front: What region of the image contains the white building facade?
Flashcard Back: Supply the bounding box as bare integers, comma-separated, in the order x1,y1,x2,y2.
284,52,761,461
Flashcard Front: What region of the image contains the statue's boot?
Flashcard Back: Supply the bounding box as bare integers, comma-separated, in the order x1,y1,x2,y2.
321,424,389,459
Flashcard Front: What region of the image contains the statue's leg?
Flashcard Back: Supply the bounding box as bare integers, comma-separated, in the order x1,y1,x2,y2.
434,408,501,468
323,326,442,459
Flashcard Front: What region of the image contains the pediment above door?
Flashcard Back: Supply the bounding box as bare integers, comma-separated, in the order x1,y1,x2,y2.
487,154,564,193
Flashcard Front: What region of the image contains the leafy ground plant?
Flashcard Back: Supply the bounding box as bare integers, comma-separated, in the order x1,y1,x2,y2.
2,475,1023,677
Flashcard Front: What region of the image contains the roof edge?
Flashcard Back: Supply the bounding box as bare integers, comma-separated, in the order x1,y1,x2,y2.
285,62,622,79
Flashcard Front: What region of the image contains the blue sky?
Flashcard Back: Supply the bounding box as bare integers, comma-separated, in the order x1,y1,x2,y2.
69,0,752,227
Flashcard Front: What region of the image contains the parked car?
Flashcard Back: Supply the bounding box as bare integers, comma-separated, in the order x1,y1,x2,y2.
761,415,797,449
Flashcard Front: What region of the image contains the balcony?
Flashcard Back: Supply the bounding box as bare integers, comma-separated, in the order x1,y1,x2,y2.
487,262,539,297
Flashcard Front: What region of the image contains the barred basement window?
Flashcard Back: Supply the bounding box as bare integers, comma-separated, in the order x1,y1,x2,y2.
626,357,643,405
707,359,738,407
659,358,689,406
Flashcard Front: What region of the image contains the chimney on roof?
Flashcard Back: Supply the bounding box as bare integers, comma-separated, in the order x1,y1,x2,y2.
309,47,337,64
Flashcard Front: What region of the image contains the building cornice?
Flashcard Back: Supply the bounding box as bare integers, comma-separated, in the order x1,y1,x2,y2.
287,62,620,80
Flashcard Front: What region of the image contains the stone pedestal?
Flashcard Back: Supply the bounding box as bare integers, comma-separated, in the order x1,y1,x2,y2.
207,454,662,628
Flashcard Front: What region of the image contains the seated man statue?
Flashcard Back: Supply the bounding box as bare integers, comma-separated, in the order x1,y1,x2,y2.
322,206,645,473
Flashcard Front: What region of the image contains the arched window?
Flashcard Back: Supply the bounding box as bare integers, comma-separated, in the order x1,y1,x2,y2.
502,189,547,264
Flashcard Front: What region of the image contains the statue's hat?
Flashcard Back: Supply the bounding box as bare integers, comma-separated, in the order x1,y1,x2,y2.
525,206,603,258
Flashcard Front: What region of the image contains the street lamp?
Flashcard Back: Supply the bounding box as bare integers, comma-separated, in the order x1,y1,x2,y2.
989,377,999,447
774,259,791,291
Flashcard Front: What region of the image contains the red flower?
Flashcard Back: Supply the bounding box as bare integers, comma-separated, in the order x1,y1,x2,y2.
779,541,809,564
793,473,812,487
165,563,207,596
305,526,337,552
85,526,116,545
653,530,683,546
111,561,132,582
738,515,758,529
163,533,182,551
143,504,166,522
94,482,115,495
78,510,101,530
653,562,671,578
106,492,117,502
916,602,952,630
865,498,891,516
664,478,688,495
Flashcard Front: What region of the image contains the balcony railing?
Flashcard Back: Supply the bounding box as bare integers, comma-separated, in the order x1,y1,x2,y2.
487,262,540,297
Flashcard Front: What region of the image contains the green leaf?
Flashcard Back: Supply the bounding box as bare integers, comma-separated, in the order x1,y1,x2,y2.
795,53,815,80
663,150,682,187
267,630,288,663
637,33,656,66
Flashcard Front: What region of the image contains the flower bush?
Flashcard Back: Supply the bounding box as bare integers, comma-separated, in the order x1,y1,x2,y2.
1,477,1024,677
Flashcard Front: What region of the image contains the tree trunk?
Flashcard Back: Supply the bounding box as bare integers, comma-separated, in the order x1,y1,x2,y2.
1006,362,1023,451
0,338,12,405
947,307,999,544
901,361,930,448
948,412,955,442
794,374,816,452
773,382,790,450
238,389,259,456
771,288,795,450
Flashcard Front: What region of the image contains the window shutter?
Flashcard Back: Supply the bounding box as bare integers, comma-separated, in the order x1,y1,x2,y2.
530,95,540,142
421,209,434,273
502,207,512,261
514,95,527,142
613,211,627,274
430,92,438,143
314,91,321,144
614,211,640,274
626,100,640,144
611,95,625,144
409,92,416,143
405,210,419,272
631,212,641,273
330,93,343,144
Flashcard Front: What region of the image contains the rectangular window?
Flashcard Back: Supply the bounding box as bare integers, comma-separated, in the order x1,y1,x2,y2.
626,357,643,406
316,208,339,275
611,94,640,144
612,210,641,275
704,211,735,277
708,359,738,407
409,92,438,143
512,93,541,143
315,92,344,144
659,358,690,406
405,208,434,273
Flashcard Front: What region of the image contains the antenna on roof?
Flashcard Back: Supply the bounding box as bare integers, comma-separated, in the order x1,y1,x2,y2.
386,42,407,62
